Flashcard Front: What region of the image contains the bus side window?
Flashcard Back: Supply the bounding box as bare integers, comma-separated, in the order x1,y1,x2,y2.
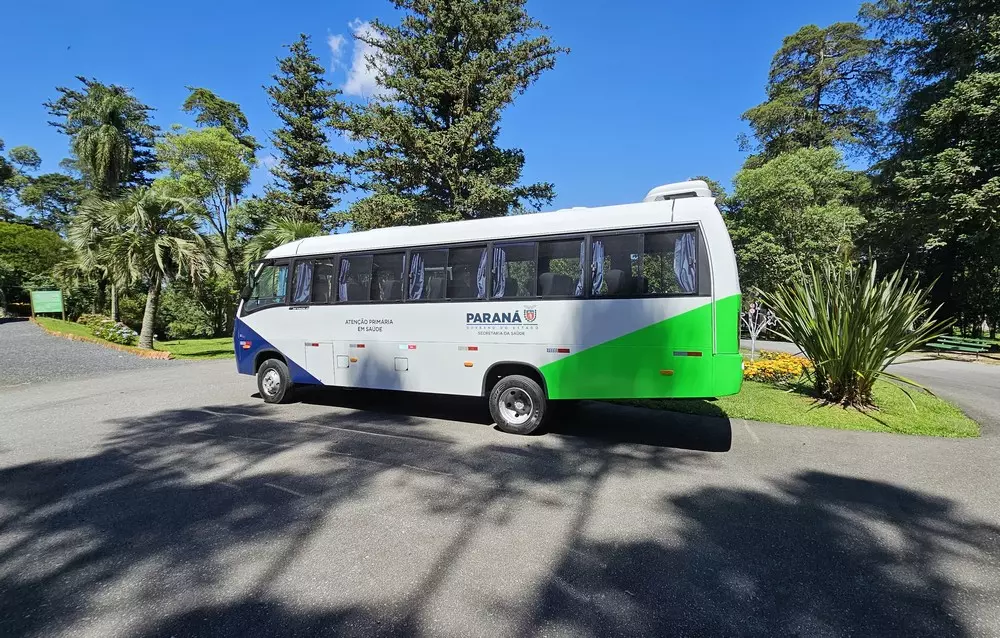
448,246,487,299
537,238,584,297
408,249,447,300
491,242,536,298
371,252,405,301
592,234,640,297
311,259,337,304
643,230,698,295
338,255,373,302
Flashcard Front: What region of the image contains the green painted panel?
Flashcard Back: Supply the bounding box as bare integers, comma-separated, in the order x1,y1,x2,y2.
540,294,742,399
30,290,64,314
715,293,741,353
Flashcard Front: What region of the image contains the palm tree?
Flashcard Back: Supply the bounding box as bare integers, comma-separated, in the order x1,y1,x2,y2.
243,217,322,267
65,83,157,320
71,188,210,349
67,84,155,197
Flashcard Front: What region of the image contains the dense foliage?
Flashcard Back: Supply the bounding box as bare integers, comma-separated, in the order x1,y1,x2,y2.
0,220,67,308
859,0,1000,334
727,147,866,300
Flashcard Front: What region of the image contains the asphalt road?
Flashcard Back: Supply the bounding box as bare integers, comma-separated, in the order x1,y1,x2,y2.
2,358,999,637
0,320,172,388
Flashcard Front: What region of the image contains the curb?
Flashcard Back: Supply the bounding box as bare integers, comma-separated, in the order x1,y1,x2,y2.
31,318,174,360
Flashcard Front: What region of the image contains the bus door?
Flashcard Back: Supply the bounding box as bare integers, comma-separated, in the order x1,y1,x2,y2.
289,258,336,385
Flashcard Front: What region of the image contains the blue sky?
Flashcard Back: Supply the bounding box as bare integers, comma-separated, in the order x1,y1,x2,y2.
2,0,861,211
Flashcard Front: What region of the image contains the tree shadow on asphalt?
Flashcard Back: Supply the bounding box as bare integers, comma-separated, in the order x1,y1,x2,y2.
294,384,733,452
0,398,997,637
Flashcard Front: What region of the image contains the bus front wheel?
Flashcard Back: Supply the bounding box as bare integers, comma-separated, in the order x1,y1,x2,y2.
257,358,293,404
489,374,546,435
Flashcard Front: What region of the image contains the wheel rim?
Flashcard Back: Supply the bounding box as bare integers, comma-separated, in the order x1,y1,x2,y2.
498,387,533,425
261,369,281,396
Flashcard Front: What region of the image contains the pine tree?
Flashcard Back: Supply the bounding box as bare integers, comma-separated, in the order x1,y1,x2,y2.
341,0,567,230
264,34,348,230
741,23,886,164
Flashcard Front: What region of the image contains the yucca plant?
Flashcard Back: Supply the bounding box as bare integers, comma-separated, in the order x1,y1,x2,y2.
760,260,950,408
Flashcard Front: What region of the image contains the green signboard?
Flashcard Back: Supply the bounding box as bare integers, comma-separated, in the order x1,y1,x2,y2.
30,290,64,314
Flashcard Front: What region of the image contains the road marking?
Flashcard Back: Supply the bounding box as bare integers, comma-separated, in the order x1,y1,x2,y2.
402,463,453,477
322,450,392,468
304,422,430,442
742,420,761,444
227,434,276,444
198,408,260,419
264,482,305,498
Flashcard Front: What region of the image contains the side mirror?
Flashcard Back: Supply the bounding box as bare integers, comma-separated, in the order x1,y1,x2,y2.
240,284,253,301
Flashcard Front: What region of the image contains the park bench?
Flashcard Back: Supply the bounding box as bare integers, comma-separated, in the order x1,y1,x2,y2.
926,335,995,357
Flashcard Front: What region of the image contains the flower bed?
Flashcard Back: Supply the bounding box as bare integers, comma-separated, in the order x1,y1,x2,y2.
744,351,812,384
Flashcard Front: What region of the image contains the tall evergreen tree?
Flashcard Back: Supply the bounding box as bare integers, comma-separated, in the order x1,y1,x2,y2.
263,34,347,230
862,0,1000,330
45,77,158,195
741,23,886,164
341,0,567,230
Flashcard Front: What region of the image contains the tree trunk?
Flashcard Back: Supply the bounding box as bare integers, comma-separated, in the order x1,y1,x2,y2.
138,274,161,350
96,279,106,315
111,283,119,321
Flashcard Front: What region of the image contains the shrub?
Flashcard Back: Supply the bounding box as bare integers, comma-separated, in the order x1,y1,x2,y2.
744,351,812,384
77,313,110,327
91,318,139,346
761,260,949,407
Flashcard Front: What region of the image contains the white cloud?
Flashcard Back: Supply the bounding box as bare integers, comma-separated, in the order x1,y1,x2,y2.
260,153,280,170
342,19,390,98
327,33,346,71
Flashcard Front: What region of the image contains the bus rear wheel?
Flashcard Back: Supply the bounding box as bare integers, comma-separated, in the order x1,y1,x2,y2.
489,374,546,435
257,358,293,404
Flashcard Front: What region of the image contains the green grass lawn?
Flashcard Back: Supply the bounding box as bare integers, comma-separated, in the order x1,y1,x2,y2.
155,337,234,359
624,378,979,438
35,317,94,339
36,317,234,360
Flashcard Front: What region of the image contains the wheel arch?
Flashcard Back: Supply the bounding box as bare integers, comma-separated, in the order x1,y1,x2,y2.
253,349,287,374
481,361,548,398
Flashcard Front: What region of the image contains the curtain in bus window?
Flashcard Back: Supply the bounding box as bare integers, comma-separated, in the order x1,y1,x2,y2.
491,247,507,297
338,258,349,300
408,252,424,300
674,232,697,293
277,265,288,300
574,241,585,296
292,262,313,304
590,240,605,295
476,249,488,298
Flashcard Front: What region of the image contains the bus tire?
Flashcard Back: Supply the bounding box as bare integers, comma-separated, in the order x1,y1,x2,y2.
257,358,293,404
489,374,546,435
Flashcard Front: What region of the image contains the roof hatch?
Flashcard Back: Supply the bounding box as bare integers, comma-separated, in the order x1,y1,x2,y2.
642,180,712,202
